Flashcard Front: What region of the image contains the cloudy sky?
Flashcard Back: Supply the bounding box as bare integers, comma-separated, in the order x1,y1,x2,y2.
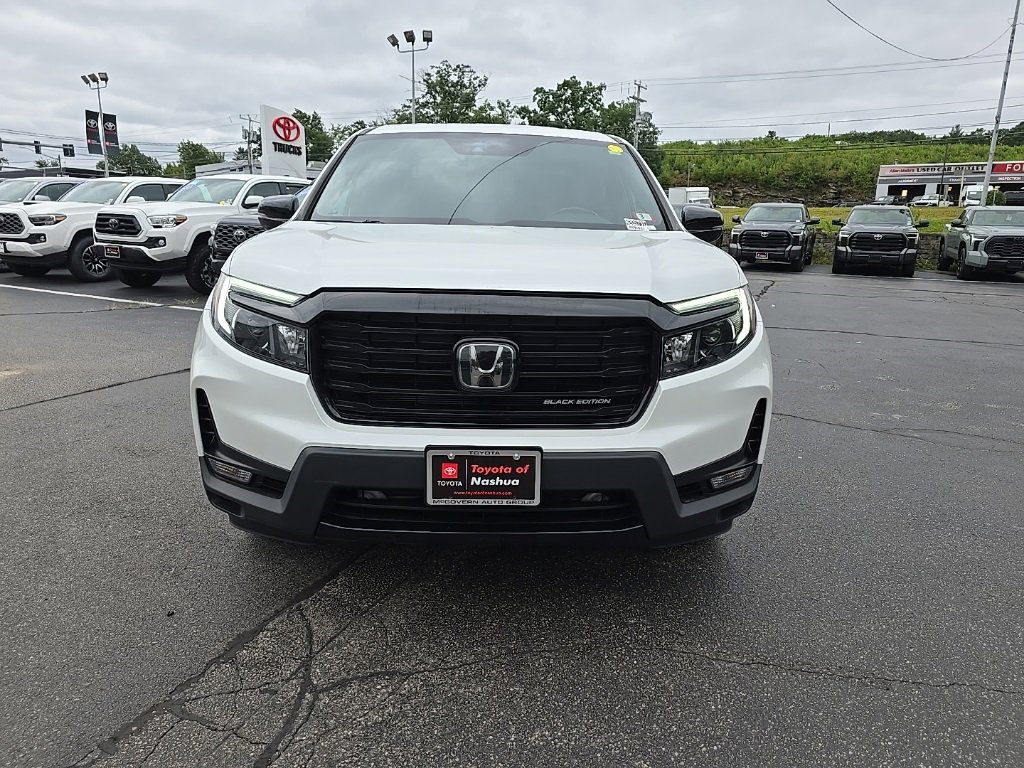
2,0,1023,170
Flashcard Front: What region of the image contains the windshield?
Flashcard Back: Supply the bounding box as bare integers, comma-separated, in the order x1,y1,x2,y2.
310,132,666,230
0,180,38,202
169,178,245,204
60,180,128,204
744,206,803,222
848,209,913,225
972,210,1024,226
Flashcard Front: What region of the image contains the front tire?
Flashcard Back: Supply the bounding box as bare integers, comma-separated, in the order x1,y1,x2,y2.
790,254,805,272
831,253,846,274
937,242,953,271
66,237,108,282
184,240,215,295
955,247,975,281
114,268,161,288
5,263,50,277
901,257,916,277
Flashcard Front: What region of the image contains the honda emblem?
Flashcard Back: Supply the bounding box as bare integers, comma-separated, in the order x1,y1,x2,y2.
455,340,518,391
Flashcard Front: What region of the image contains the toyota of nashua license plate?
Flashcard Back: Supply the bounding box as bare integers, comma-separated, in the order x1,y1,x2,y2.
103,245,120,258
755,252,769,261
426,448,541,506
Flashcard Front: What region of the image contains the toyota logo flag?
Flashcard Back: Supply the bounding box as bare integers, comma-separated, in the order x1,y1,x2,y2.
260,104,306,178
85,110,120,157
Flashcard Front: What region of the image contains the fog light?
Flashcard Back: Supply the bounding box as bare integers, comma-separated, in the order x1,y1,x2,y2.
581,492,610,503
709,465,755,490
39,234,46,242
208,457,253,485
357,490,387,501
158,238,166,247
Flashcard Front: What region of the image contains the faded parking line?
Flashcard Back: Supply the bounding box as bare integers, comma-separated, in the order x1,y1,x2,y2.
0,283,204,311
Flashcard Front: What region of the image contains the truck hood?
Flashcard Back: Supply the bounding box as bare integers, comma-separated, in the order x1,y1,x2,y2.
225,223,745,302
966,225,1024,237
101,201,235,218
734,221,805,232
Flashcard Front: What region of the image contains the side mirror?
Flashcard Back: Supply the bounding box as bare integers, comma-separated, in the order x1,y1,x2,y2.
831,218,843,226
916,220,930,228
808,217,820,225
125,195,145,203
731,215,741,224
32,194,51,202
243,194,265,209
949,220,964,229
257,194,298,230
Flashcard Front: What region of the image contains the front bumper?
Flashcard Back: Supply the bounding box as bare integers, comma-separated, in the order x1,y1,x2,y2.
86,242,185,273
0,233,67,264
966,248,1024,272
200,443,761,547
190,306,773,547
835,245,916,266
728,242,803,264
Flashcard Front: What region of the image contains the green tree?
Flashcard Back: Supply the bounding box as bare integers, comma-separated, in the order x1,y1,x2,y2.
97,144,162,176
163,162,185,179
516,76,606,131
391,61,512,125
598,100,661,169
291,109,334,162
36,158,61,168
175,141,224,180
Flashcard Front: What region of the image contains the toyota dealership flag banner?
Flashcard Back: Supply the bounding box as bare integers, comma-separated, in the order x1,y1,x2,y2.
86,110,120,157
85,110,102,155
103,113,120,157
259,104,306,177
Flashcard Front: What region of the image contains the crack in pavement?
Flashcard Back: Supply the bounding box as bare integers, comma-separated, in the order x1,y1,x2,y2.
0,369,191,414
70,546,375,768
774,410,1024,453
0,306,165,317
766,324,1024,348
641,642,1024,697
752,280,775,301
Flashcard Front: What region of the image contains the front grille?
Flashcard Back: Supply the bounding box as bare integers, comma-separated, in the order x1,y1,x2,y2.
212,223,262,256
849,232,906,252
739,230,790,249
0,213,24,235
95,213,141,237
984,236,1024,258
313,312,656,428
323,488,642,533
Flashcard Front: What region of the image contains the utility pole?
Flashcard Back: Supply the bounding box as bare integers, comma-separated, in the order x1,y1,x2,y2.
629,81,648,146
981,0,1021,204
239,114,257,173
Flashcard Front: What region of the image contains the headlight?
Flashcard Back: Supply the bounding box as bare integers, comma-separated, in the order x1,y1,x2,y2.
838,229,850,244
791,230,803,241
731,229,741,240
28,214,66,226
972,238,984,251
211,276,308,372
148,214,187,228
662,287,756,379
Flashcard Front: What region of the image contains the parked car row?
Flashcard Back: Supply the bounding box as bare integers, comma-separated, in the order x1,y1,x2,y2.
0,173,309,293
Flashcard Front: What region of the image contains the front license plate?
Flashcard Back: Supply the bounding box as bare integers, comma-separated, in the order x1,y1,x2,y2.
755,252,769,261
103,245,120,258
426,448,541,506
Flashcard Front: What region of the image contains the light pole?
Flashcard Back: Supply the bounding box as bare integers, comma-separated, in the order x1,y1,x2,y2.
81,72,110,177
387,29,432,124
981,0,1021,204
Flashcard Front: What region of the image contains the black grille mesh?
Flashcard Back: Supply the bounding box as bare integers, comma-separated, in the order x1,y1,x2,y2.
0,213,24,235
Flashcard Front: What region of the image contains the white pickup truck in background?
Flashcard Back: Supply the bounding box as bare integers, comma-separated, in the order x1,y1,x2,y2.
0,177,184,281
89,174,309,291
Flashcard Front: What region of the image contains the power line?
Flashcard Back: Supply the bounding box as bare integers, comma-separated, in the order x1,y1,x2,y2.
825,0,1011,62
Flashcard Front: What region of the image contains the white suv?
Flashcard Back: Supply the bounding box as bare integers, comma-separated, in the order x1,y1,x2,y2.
0,177,184,281
190,124,772,547
90,174,309,290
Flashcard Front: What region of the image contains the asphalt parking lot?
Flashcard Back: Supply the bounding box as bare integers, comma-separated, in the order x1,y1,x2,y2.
2,265,1022,768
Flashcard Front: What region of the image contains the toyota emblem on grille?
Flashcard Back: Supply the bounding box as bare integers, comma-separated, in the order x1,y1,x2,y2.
873,234,883,240
232,228,247,242
107,219,120,230
455,340,517,391
760,231,769,238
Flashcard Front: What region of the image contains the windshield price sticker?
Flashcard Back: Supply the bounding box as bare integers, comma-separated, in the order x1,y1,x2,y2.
624,218,654,231
426,448,541,506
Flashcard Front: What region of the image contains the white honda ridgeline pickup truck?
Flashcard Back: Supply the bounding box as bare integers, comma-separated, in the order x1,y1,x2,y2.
0,177,184,281
89,174,309,292
190,124,773,549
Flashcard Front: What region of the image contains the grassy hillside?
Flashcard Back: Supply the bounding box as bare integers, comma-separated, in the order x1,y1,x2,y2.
659,131,1024,206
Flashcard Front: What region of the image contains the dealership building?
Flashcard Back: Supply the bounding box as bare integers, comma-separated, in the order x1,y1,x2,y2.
875,161,1024,201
